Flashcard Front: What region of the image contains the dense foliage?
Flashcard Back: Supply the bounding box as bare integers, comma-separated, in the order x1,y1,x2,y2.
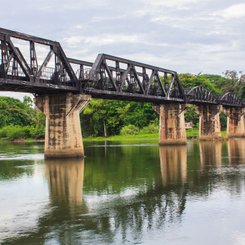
81,100,158,136
0,96,45,140
179,73,226,94
0,96,33,128
0,71,244,139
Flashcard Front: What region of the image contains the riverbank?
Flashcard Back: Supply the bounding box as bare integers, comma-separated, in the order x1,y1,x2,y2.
83,133,158,142
0,128,229,143
83,129,228,142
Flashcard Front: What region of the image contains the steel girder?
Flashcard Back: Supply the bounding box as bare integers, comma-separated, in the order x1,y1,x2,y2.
219,92,242,108
0,28,244,108
185,86,243,107
82,53,185,103
186,86,218,105
0,28,89,94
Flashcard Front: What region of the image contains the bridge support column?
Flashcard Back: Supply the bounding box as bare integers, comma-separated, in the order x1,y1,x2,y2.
35,93,91,159
198,105,221,140
155,104,186,145
226,107,245,138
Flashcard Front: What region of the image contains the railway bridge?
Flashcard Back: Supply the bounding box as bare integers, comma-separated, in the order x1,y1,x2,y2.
0,28,244,158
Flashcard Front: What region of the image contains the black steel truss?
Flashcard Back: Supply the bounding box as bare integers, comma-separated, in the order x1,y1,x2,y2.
0,27,90,93
186,86,218,105
0,28,244,107
81,53,185,103
219,92,242,108
185,86,242,107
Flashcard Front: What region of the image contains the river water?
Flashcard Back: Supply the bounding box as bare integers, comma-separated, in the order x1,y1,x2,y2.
1,139,245,244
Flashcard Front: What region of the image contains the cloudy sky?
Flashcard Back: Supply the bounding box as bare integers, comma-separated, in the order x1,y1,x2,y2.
1,0,245,99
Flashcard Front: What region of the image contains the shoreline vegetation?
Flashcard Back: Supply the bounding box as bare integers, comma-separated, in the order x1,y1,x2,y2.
0,128,229,144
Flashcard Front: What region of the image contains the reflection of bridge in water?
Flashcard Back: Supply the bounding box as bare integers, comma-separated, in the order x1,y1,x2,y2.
1,27,245,158
159,145,187,186
228,140,245,165
199,141,222,168
45,159,84,208
4,140,245,244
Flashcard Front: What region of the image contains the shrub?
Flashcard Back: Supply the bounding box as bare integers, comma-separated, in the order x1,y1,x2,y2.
0,126,11,138
120,125,140,135
0,125,45,140
140,123,158,134
4,126,31,140
30,126,45,139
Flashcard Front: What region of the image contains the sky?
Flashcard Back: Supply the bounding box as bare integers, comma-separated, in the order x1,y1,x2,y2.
0,0,245,99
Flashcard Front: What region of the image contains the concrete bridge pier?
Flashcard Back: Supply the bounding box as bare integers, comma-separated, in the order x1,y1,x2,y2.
198,105,221,140
154,104,186,145
35,93,91,159
225,107,245,138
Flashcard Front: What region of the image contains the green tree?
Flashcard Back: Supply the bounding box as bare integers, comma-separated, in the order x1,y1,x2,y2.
23,96,33,106
185,105,199,127
80,99,158,137
0,96,45,139
222,70,245,98
81,100,125,136
179,73,224,94
0,97,34,127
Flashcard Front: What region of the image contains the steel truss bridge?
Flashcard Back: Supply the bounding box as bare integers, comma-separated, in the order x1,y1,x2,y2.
0,27,243,107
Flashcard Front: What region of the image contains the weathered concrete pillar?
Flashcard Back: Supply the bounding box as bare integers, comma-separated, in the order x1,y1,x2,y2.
154,104,186,145
225,107,245,138
198,105,221,140
35,93,91,159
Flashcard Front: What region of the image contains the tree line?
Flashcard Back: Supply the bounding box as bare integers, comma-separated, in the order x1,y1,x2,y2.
0,96,45,140
0,71,244,140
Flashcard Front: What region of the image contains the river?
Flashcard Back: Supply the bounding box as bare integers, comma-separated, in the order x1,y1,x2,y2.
1,139,245,244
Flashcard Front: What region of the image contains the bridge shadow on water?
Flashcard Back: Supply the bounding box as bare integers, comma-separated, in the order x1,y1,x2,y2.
3,139,245,244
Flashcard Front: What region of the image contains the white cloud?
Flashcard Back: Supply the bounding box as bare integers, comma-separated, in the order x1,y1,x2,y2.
142,0,198,8
214,3,245,20
233,232,245,245
0,92,33,101
64,34,144,47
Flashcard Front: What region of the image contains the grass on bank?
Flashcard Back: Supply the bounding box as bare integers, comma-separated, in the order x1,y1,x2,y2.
83,133,158,142
0,125,227,143
84,128,199,142
84,128,227,142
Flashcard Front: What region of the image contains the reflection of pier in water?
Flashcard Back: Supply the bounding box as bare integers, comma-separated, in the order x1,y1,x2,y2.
228,139,245,165
7,141,245,245
159,145,187,186
5,151,188,244
45,158,84,207
159,145,188,219
199,141,222,168
4,158,86,244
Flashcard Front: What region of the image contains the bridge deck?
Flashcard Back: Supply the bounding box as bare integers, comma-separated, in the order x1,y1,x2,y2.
0,27,243,107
